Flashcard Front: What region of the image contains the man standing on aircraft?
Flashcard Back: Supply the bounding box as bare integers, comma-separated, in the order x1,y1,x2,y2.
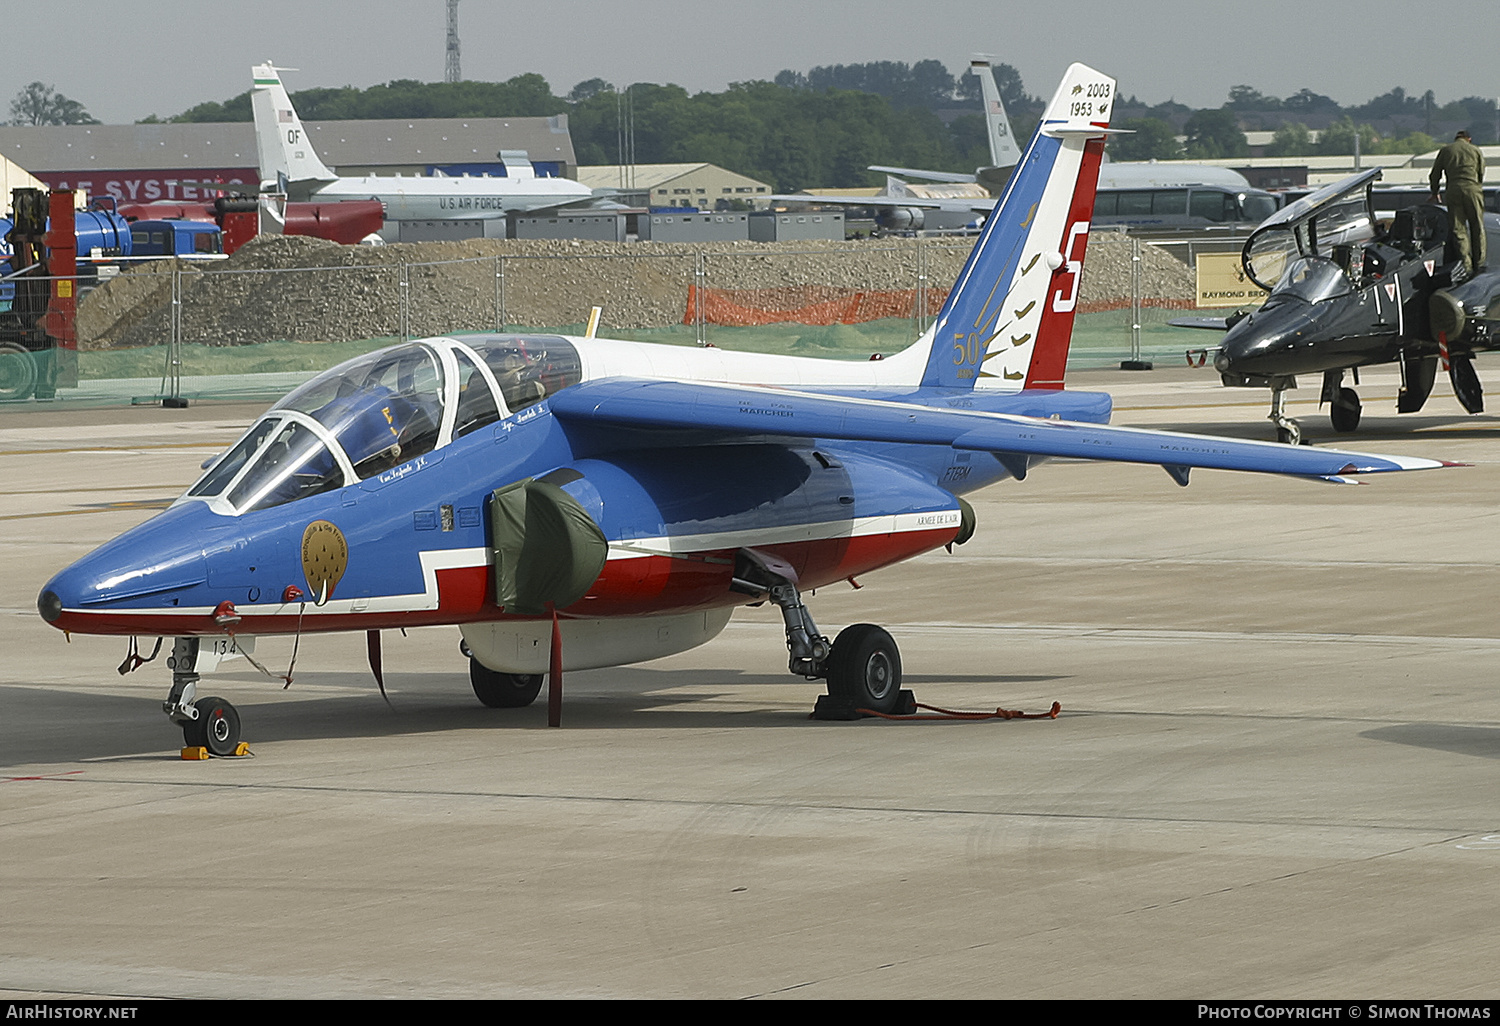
1429,129,1487,274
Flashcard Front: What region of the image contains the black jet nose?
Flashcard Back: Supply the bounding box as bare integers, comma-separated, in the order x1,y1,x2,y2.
1216,301,1316,377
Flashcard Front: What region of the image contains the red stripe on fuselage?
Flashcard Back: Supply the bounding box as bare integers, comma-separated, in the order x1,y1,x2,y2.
49,525,959,637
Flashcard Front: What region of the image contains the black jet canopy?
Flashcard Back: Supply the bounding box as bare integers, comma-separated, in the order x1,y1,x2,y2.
1242,168,1383,291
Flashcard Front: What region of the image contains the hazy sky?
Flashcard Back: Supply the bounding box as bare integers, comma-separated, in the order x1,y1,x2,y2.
4,0,1495,124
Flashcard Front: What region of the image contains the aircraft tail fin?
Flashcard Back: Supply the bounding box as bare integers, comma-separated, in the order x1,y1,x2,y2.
251,62,338,188
972,59,1023,171
919,62,1114,392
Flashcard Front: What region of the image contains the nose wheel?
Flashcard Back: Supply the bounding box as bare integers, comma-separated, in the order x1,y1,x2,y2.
182,696,243,756
163,637,247,757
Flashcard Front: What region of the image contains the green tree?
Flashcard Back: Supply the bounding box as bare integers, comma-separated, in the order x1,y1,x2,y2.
1265,122,1313,157
1183,108,1247,158
567,78,613,103
1282,88,1340,116
1226,85,1280,110
1317,116,1380,155
1108,117,1183,160
7,82,99,125
1381,130,1436,155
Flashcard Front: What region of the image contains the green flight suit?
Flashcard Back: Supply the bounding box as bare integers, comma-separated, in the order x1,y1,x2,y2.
1430,137,1487,272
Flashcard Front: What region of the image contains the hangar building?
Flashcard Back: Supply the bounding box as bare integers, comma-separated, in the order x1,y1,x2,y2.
0,116,580,204
576,163,771,211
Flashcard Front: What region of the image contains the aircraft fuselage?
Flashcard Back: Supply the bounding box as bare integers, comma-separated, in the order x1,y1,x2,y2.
300,175,594,220
37,333,1113,662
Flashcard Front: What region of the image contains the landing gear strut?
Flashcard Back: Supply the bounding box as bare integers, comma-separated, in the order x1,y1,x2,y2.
1268,378,1301,445
164,637,244,756
733,548,912,719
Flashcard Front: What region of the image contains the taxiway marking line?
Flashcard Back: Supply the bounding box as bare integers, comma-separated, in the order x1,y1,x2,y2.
0,500,174,522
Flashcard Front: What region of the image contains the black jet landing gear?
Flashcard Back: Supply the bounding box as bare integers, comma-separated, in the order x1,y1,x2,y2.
163,637,245,757
732,548,914,720
1267,377,1302,444
1322,369,1362,434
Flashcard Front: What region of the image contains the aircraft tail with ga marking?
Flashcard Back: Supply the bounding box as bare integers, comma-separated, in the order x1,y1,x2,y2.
973,59,1023,172
920,62,1114,392
251,61,338,189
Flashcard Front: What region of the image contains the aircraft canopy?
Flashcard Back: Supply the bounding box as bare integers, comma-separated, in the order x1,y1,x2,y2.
183,335,582,514
1243,168,1382,291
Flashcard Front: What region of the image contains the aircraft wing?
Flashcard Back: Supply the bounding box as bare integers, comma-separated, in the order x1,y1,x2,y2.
548,379,1448,482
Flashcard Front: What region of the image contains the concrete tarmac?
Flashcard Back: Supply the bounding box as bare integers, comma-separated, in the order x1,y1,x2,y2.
2,364,1498,1000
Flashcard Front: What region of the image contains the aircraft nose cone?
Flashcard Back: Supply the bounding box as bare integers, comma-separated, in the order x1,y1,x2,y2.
39,501,225,632
1217,302,1310,376
37,589,62,623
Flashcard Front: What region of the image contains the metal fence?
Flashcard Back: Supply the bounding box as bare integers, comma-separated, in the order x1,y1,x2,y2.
0,232,1246,408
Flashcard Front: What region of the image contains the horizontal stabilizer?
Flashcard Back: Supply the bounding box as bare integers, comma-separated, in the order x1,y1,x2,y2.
1169,316,1231,331
868,165,979,184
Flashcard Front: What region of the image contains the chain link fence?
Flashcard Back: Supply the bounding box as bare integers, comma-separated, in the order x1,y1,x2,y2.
0,232,1241,407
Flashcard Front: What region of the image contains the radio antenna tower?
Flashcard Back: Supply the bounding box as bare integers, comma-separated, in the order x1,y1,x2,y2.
445,0,462,83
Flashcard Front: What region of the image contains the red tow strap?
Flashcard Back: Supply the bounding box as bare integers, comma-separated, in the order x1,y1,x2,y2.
857,700,1062,722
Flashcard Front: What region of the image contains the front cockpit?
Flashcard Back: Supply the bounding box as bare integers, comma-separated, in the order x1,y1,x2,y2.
1266,256,1354,305
182,335,582,516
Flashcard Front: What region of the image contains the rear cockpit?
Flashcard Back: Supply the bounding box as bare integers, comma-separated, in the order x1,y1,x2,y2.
182,335,582,515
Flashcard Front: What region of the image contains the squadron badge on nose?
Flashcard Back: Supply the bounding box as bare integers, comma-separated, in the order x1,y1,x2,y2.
301,520,348,605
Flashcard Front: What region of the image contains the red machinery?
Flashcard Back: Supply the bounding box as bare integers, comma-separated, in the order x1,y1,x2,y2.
115,197,385,252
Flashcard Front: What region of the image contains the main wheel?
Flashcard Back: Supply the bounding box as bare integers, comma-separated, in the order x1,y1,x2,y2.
0,343,37,402
470,660,544,708
183,696,241,756
1329,387,1362,433
826,624,902,715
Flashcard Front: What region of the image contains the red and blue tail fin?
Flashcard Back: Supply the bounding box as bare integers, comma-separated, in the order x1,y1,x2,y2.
921,63,1114,391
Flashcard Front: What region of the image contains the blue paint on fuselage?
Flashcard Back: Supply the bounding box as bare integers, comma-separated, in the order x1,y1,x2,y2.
42,384,1113,618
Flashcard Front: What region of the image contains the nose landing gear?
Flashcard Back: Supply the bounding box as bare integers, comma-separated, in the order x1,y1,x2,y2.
164,637,247,757
1269,382,1302,445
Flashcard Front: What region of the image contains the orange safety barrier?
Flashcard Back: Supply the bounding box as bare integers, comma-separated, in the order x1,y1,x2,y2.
684,284,951,327
1075,297,1197,315
684,286,1195,326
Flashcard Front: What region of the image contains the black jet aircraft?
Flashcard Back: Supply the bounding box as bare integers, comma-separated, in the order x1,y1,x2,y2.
1179,168,1500,443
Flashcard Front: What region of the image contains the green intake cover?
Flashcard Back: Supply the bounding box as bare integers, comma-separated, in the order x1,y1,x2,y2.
490,478,608,616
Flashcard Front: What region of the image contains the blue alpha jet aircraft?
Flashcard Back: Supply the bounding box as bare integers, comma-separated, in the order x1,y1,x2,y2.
38,64,1449,753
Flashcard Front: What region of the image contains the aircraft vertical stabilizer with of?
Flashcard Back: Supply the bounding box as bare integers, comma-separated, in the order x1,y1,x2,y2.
38,64,1449,753
250,62,594,220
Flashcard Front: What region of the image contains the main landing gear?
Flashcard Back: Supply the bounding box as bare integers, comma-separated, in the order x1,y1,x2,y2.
459,638,546,708
1323,368,1362,434
733,548,913,719
163,637,246,757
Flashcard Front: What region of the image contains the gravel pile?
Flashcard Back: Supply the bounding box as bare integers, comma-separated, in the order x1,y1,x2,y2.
75,232,1194,350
